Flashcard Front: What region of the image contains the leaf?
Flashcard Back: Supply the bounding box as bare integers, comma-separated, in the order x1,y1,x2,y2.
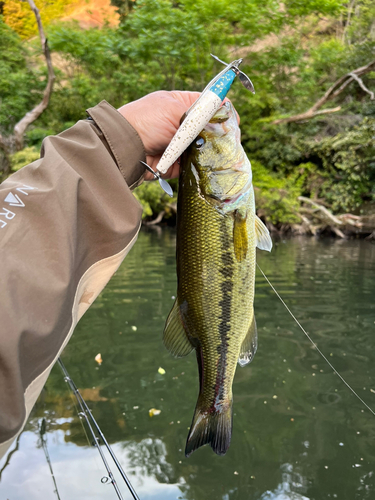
149,408,161,417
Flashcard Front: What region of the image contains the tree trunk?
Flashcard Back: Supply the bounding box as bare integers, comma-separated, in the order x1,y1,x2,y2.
0,0,55,178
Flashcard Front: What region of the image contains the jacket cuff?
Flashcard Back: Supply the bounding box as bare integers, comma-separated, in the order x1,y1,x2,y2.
86,100,146,189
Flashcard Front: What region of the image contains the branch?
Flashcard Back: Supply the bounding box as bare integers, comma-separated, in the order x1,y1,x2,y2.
272,59,375,125
298,196,343,226
272,106,341,125
143,210,165,225
331,226,346,239
13,0,55,150
298,197,346,238
348,72,375,100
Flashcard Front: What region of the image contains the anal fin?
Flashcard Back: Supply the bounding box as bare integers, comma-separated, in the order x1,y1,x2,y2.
163,299,194,357
238,311,257,367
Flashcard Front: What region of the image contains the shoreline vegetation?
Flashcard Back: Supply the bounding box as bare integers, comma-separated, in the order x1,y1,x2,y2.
1,0,374,239
140,192,375,239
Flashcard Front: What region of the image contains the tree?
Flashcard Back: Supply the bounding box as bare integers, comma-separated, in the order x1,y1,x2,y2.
272,59,375,125
3,0,75,39
0,1,54,176
110,0,136,22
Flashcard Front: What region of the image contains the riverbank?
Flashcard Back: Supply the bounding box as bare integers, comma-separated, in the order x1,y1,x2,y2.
271,197,375,240
140,193,375,240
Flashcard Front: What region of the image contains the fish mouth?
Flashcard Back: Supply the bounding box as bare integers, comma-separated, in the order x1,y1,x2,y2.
203,102,235,135
210,102,232,122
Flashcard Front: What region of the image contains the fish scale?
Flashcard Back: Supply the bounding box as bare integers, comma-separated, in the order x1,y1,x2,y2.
177,172,256,409
163,102,272,457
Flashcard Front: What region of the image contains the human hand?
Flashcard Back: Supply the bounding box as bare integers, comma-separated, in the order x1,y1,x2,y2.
119,91,201,180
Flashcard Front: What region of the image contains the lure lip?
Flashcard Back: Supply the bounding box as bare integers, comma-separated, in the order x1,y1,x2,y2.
140,160,174,197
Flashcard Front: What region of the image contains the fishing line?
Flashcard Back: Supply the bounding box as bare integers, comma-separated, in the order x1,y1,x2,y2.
256,263,375,417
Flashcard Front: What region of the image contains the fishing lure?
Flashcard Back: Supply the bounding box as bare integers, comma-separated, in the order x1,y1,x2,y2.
142,54,255,195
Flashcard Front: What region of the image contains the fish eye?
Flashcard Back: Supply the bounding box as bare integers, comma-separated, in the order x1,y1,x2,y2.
195,137,205,148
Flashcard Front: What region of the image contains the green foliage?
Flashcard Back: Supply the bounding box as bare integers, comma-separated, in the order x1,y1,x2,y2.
309,38,346,76
243,121,305,173
344,0,375,47
0,17,42,133
134,180,177,220
48,22,120,77
10,146,40,171
3,0,375,223
310,117,375,211
115,0,212,94
25,127,56,148
244,115,375,214
252,161,302,224
110,0,136,21
284,0,344,17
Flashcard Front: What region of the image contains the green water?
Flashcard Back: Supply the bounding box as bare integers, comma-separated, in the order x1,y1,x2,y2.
1,229,375,500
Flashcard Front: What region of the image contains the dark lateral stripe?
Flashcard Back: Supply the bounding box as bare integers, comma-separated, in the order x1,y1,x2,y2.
213,218,234,404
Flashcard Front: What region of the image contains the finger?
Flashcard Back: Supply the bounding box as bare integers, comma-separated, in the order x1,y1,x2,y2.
170,91,201,109
145,155,180,180
163,160,180,180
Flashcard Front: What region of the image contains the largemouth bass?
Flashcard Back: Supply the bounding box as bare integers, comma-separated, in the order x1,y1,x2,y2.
163,102,272,457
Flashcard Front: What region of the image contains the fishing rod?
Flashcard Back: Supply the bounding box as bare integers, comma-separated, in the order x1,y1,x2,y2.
58,358,140,500
39,418,62,500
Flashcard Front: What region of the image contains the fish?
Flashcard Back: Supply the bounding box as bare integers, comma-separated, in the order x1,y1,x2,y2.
163,101,272,457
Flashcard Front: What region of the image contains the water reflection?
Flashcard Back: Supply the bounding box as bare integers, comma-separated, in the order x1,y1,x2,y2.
125,438,177,484
1,230,375,500
260,463,309,500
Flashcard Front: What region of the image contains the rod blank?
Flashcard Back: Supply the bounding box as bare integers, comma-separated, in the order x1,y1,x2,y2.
58,358,140,500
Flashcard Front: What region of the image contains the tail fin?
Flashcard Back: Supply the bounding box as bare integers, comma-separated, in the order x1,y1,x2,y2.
185,400,233,457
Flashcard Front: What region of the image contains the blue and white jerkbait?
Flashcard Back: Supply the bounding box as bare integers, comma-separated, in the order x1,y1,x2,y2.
156,55,255,176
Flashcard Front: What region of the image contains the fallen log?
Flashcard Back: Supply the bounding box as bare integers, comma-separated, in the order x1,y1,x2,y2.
297,198,375,238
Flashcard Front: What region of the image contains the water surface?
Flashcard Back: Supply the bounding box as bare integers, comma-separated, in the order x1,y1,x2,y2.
1,229,375,500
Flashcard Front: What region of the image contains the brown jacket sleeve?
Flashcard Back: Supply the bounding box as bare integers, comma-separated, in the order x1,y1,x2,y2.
0,100,146,457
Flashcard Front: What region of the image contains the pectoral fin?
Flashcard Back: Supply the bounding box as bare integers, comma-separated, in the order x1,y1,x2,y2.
233,210,248,262
255,215,272,252
238,311,258,367
163,300,194,357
